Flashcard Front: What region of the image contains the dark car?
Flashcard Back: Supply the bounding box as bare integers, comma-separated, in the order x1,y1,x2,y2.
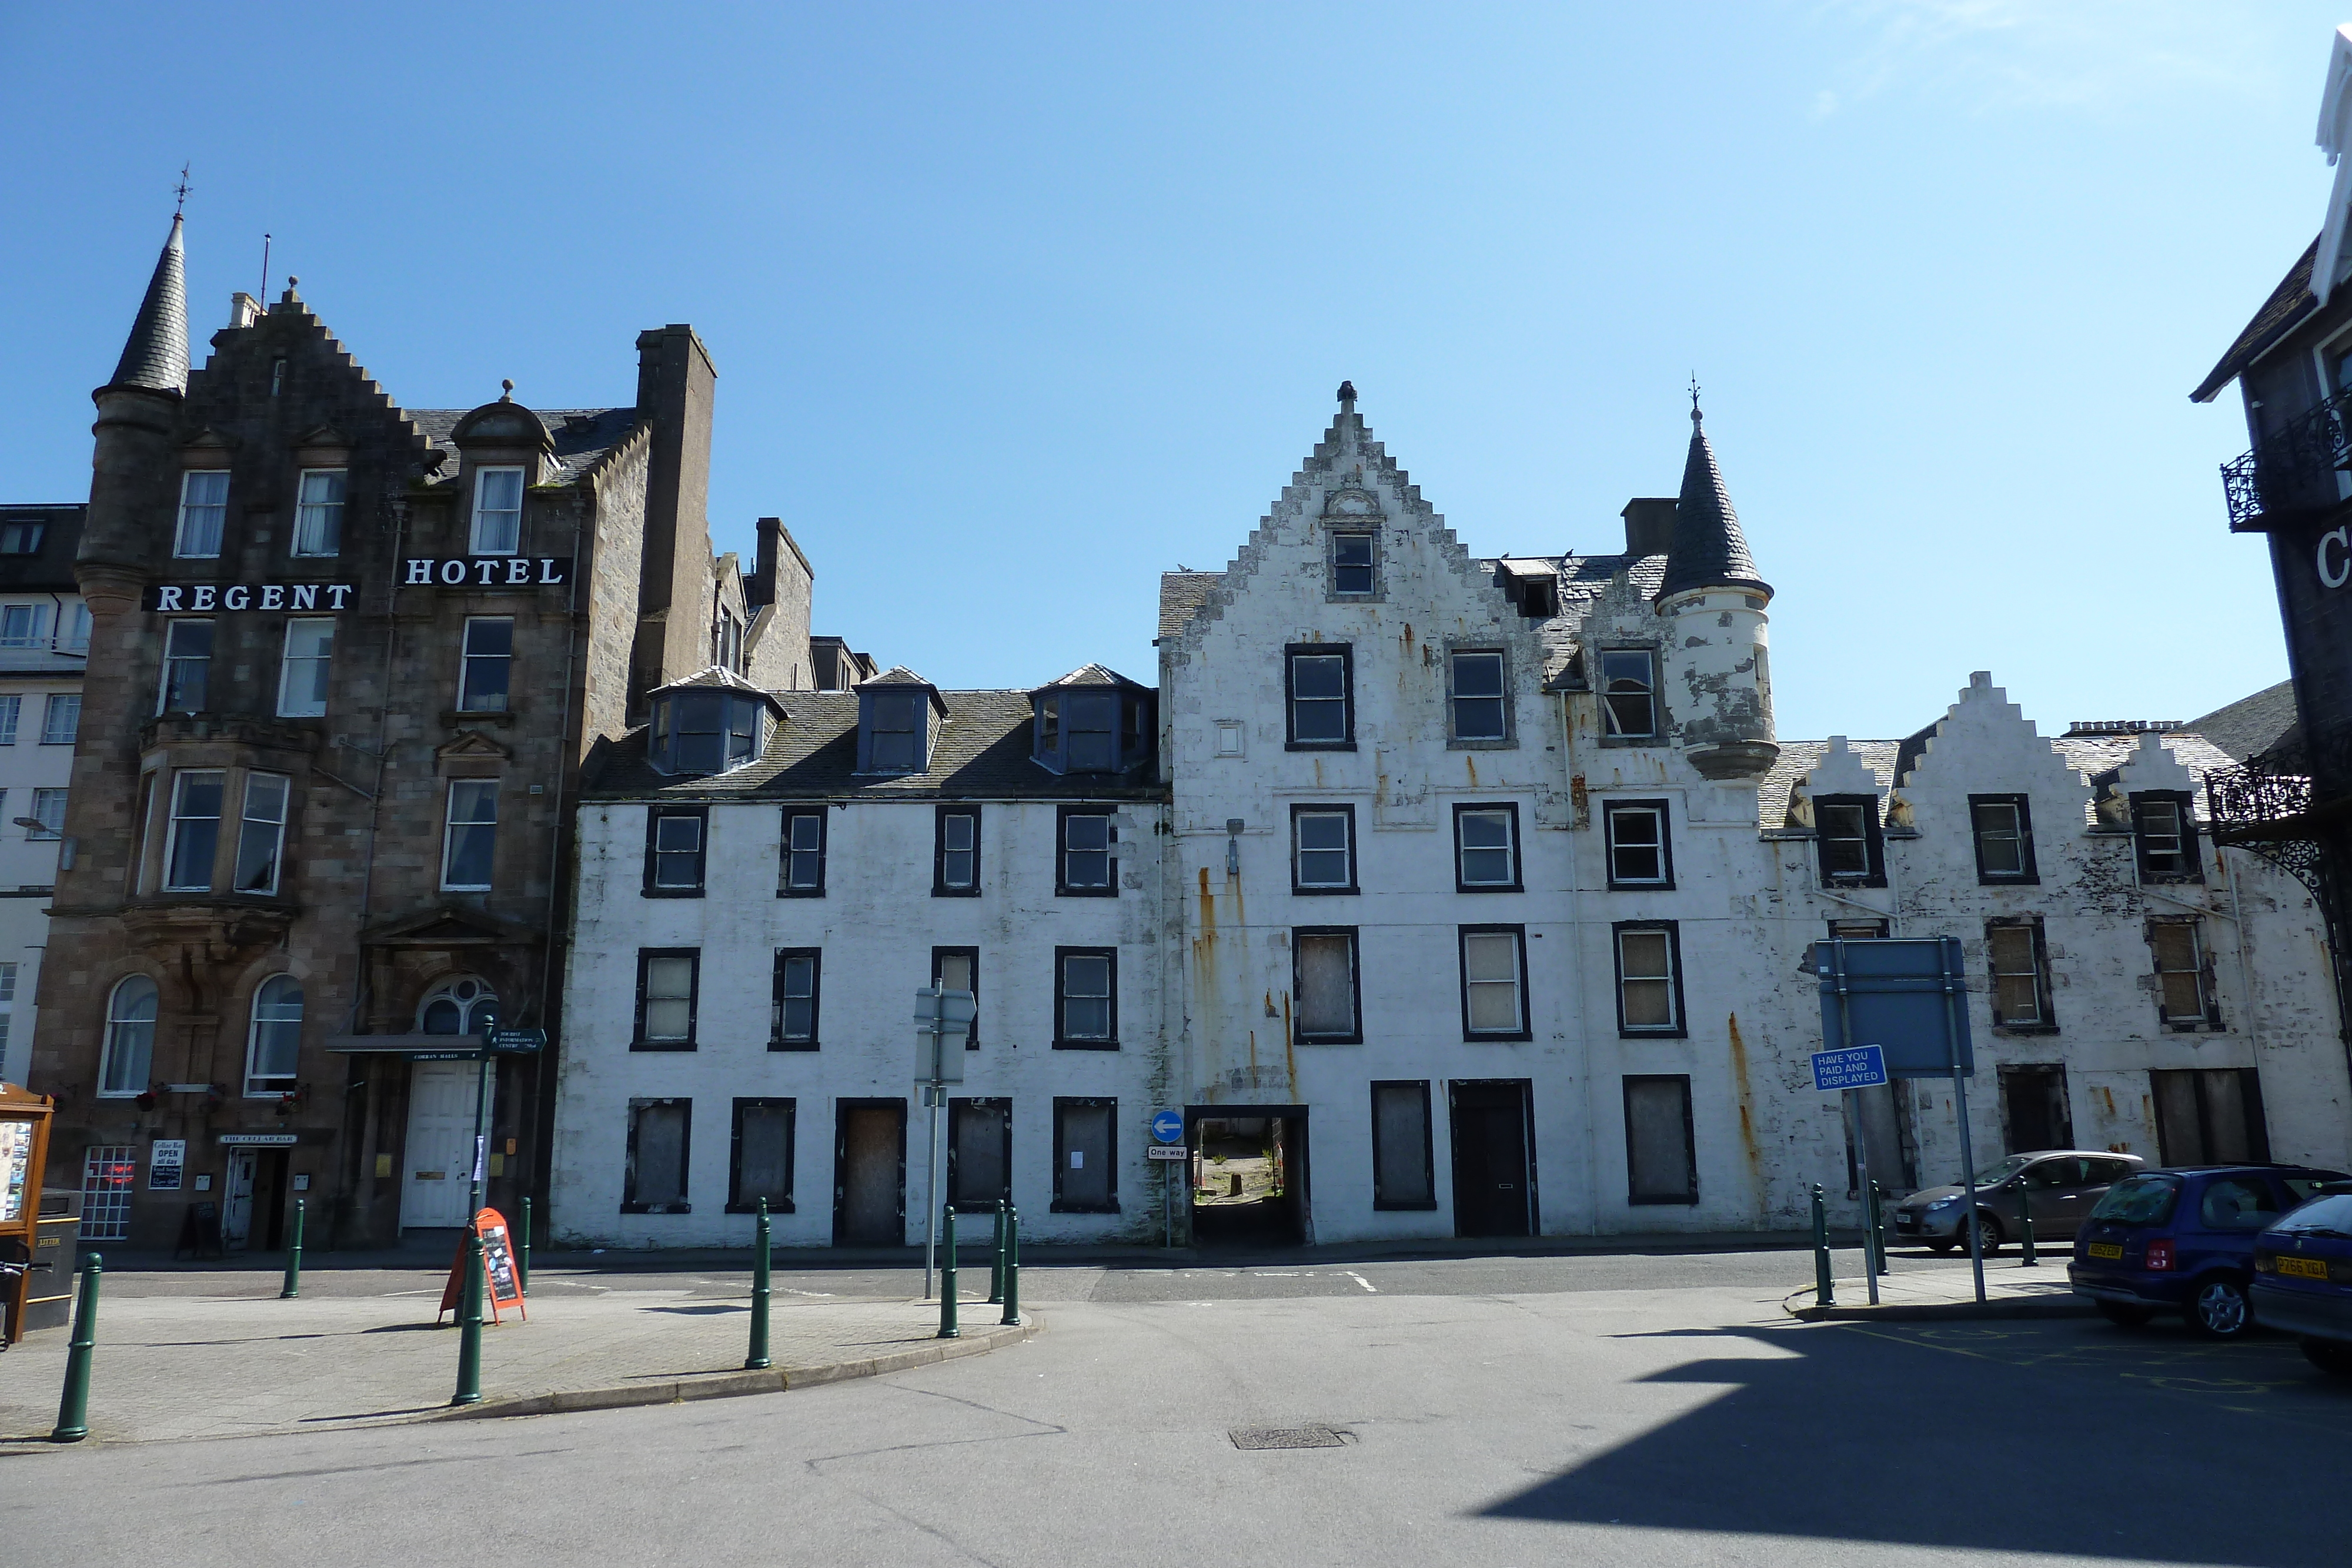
2251,1187,2352,1375
2069,1165,2348,1338
1892,1151,2143,1253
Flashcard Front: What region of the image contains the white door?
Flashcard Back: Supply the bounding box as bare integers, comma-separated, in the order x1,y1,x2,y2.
401,1061,490,1229
222,1150,258,1249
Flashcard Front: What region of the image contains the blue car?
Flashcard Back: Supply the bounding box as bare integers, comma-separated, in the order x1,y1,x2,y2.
2068,1165,2347,1339
2252,1186,2352,1375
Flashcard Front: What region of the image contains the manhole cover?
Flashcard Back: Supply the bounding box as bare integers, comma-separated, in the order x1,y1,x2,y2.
1229,1425,1347,1450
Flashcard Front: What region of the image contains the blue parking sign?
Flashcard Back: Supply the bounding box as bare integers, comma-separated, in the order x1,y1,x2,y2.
1811,1045,1889,1092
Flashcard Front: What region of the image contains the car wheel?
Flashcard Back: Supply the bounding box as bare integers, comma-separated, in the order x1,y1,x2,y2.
2300,1337,2352,1376
1971,1214,2004,1256
2097,1302,2154,1329
2186,1278,2252,1339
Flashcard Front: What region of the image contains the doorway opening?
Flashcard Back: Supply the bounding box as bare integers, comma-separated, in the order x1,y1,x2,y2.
1448,1079,1535,1238
834,1098,907,1246
1188,1105,1309,1246
401,1059,489,1231
222,1148,290,1251
2000,1064,2074,1154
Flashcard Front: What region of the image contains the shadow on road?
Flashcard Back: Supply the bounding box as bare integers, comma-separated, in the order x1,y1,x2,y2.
1484,1320,2352,1567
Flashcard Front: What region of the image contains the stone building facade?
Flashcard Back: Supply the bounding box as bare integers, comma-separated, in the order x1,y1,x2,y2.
31,215,818,1249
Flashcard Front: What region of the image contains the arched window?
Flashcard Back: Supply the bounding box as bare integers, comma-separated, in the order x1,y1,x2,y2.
99,976,158,1097
245,976,303,1097
418,976,499,1037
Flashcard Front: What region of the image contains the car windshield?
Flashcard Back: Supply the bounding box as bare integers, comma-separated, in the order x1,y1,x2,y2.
1968,1155,2036,1186
2271,1193,2352,1238
2089,1174,2180,1225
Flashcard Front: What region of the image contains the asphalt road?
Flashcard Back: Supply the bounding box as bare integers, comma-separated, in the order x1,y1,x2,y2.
10,1251,2343,1567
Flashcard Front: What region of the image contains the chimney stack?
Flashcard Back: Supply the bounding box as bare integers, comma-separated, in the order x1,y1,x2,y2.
1621,497,1676,556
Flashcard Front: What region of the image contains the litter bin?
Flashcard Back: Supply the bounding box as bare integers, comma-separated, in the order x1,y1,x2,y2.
20,1188,82,1333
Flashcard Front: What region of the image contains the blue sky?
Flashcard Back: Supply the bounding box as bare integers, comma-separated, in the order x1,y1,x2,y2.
0,3,2339,741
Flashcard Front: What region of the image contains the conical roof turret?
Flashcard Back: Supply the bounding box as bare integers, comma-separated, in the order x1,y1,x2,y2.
1655,406,1769,601
106,213,189,394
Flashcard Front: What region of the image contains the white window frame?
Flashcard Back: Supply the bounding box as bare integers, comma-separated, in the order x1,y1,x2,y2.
1292,807,1354,891
28,787,67,841
175,470,229,559
163,769,225,892
244,975,303,1097
1454,805,1518,888
234,771,290,895
39,693,79,745
292,468,346,557
99,977,158,1098
1599,647,1658,739
0,602,48,649
469,466,526,555
1615,925,1681,1034
61,601,89,654
0,695,19,745
159,618,213,714
276,618,335,718
1604,801,1669,887
1459,926,1528,1039
441,780,499,892
459,617,513,712
1447,648,1508,743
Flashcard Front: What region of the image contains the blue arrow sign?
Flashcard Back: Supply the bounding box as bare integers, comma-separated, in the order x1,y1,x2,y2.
1812,1045,1889,1092
1150,1109,1185,1144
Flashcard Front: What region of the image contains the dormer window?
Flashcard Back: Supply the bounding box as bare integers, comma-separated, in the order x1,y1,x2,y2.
1031,668,1154,775
869,694,926,773
650,688,766,775
471,467,525,554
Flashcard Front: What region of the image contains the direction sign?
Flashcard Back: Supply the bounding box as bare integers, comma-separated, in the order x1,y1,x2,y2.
1145,1145,1188,1161
913,988,976,1085
1811,1045,1889,1092
1150,1109,1184,1144
487,1027,546,1055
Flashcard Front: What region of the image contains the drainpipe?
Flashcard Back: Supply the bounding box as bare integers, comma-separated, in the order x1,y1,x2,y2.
1559,688,1602,1237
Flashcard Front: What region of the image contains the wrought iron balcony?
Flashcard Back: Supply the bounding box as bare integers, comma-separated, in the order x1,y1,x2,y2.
2220,385,2352,531
2204,758,2327,898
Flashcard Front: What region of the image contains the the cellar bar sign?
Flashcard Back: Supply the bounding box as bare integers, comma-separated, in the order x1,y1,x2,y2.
405,557,572,587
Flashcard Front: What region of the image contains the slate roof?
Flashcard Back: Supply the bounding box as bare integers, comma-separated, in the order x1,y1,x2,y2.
2187,680,2301,767
1038,663,1148,690
1755,730,2241,831
1756,740,1903,829
584,689,1165,802
109,214,189,394
0,504,85,593
1158,571,1221,641
1657,411,1768,600
406,406,642,484
2192,235,2321,403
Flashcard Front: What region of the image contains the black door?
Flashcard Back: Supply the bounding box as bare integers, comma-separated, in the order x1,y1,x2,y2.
1450,1081,1533,1238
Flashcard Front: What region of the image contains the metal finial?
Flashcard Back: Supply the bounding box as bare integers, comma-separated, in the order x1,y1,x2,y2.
1337,380,1357,409
1688,372,1702,422
173,163,192,217
500,379,514,402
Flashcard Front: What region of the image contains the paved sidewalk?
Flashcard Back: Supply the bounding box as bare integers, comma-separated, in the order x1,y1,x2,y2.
0,1273,1030,1445
1783,1261,2088,1321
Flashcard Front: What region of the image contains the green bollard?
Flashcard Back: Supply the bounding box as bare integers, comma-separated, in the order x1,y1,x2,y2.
519,1196,532,1297
938,1205,960,1339
451,1232,486,1407
2017,1182,2038,1268
746,1198,773,1370
1810,1183,1835,1308
988,1199,1006,1305
279,1198,305,1299
50,1252,102,1443
1000,1205,1021,1326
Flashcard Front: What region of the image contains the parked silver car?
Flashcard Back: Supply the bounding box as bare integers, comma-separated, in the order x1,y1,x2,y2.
1891,1151,2146,1253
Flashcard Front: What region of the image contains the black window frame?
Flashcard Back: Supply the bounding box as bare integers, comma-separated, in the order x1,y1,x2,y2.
771,948,821,1050
1984,916,2057,1032
1289,803,1359,895
1452,801,1522,892
1967,793,2037,884
726,1096,795,1214
1623,1075,1698,1205
1597,646,1659,742
933,804,982,897
1369,1079,1438,1211
1457,923,1532,1042
2130,790,2204,884
1051,1095,1120,1213
1827,918,1890,938
1284,643,1356,751
1813,795,1886,888
779,807,827,897
1445,646,1514,748
947,1095,1014,1213
1611,920,1687,1038
1603,798,1674,890
1055,805,1117,897
1328,527,1379,599
932,945,980,1049
1053,945,1119,1049
622,1096,693,1214
632,947,700,1051
1291,925,1364,1045
643,804,709,897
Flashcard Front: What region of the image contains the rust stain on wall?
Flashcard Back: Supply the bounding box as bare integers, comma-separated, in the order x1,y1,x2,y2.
1465,755,1478,787
1726,1012,1764,1190
1283,992,1297,1094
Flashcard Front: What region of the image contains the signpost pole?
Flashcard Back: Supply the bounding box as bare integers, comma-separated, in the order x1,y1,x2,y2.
1843,1089,1879,1306
466,1048,491,1221
1941,938,1987,1306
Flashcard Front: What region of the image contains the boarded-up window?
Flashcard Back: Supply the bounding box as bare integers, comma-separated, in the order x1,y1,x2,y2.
1294,930,1358,1042
2151,1068,2269,1165
626,1099,691,1212
1371,1081,1434,1208
950,1098,1011,1211
1054,1098,1116,1212
2150,921,2213,1026
1986,921,2048,1027
730,1099,793,1212
1624,1076,1696,1204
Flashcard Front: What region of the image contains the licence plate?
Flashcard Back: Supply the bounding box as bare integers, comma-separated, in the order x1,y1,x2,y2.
2278,1255,2330,1280
2086,1242,2123,1260
1895,1216,1918,1231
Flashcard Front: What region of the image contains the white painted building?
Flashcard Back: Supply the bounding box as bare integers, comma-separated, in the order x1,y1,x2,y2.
550,664,1169,1248
0,504,88,1088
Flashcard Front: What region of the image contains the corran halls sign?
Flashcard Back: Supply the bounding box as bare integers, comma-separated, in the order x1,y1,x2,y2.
139,558,574,613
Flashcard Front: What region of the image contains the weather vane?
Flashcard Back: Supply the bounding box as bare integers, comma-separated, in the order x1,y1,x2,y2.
1688,372,1702,416
173,162,192,216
